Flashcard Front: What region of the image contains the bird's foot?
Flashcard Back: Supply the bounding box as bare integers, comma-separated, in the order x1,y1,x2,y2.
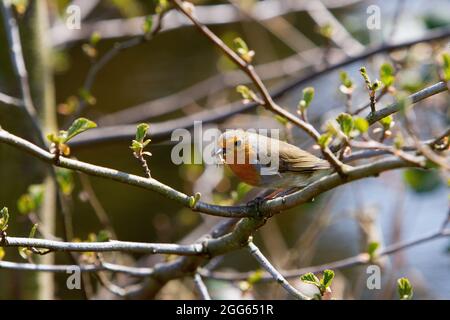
246,196,264,216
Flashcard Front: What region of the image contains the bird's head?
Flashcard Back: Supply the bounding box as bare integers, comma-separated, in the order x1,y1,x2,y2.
215,130,250,164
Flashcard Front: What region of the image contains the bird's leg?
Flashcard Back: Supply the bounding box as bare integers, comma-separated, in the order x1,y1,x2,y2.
278,187,302,197
262,188,285,200
262,187,301,200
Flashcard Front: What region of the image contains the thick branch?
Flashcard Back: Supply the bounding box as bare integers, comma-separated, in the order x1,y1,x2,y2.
0,128,424,218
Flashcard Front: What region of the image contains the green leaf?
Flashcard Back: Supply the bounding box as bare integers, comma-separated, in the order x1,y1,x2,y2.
90,31,101,46
17,195,34,215
339,71,353,88
236,182,252,201
300,87,315,110
318,133,333,148
29,223,38,238
321,270,335,289
274,115,288,126
317,23,333,39
379,63,395,87
78,88,96,105
247,269,264,284
135,123,149,142
394,132,404,149
233,37,248,52
442,53,450,81
397,277,413,300
233,37,254,63
17,184,44,215
142,16,153,34
354,117,369,133
96,230,111,242
65,118,97,142
300,272,320,286
188,192,201,208
0,207,9,232
302,87,315,107
371,79,382,91
336,113,354,137
130,140,143,153
18,247,29,260
236,85,256,102
142,139,151,147
379,115,394,130
155,0,169,14
403,168,442,193
367,241,380,259
47,132,64,144
56,168,74,196
359,66,371,88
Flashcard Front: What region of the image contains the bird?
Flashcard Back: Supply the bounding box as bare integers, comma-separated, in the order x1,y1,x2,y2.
215,130,333,194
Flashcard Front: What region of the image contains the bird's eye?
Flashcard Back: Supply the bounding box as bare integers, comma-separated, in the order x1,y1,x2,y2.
234,139,241,147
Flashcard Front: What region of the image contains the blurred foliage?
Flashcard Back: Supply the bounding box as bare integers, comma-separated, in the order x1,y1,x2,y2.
422,14,450,29
403,169,442,193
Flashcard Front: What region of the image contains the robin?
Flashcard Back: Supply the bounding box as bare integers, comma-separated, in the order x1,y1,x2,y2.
215,130,333,195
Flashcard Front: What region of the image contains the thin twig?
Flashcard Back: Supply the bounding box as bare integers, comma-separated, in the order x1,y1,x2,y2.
171,0,347,176
201,227,450,282
0,0,45,146
66,11,167,125
68,28,450,147
77,172,118,239
0,92,23,107
50,0,363,46
305,0,365,56
193,273,211,300
247,242,309,300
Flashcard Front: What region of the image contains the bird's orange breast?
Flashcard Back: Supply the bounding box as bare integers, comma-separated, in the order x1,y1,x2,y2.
227,163,261,186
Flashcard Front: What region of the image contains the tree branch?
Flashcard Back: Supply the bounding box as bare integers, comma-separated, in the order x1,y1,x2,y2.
68,28,450,147
201,227,450,282
367,81,449,124
50,0,362,46
0,92,23,107
2,236,205,255
247,242,309,300
0,128,424,218
193,273,211,300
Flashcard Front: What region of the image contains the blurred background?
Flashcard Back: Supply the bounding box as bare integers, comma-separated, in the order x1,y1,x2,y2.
0,0,449,299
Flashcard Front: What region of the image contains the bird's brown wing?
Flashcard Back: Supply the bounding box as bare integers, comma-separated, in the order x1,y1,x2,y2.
278,141,330,173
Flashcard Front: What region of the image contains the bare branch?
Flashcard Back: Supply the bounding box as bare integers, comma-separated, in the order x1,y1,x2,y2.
3,236,206,255
193,273,211,300
0,0,37,118
0,128,425,218
51,0,363,46
201,227,450,282
367,81,449,125
247,242,309,300
0,92,23,107
68,29,450,147
305,0,365,56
